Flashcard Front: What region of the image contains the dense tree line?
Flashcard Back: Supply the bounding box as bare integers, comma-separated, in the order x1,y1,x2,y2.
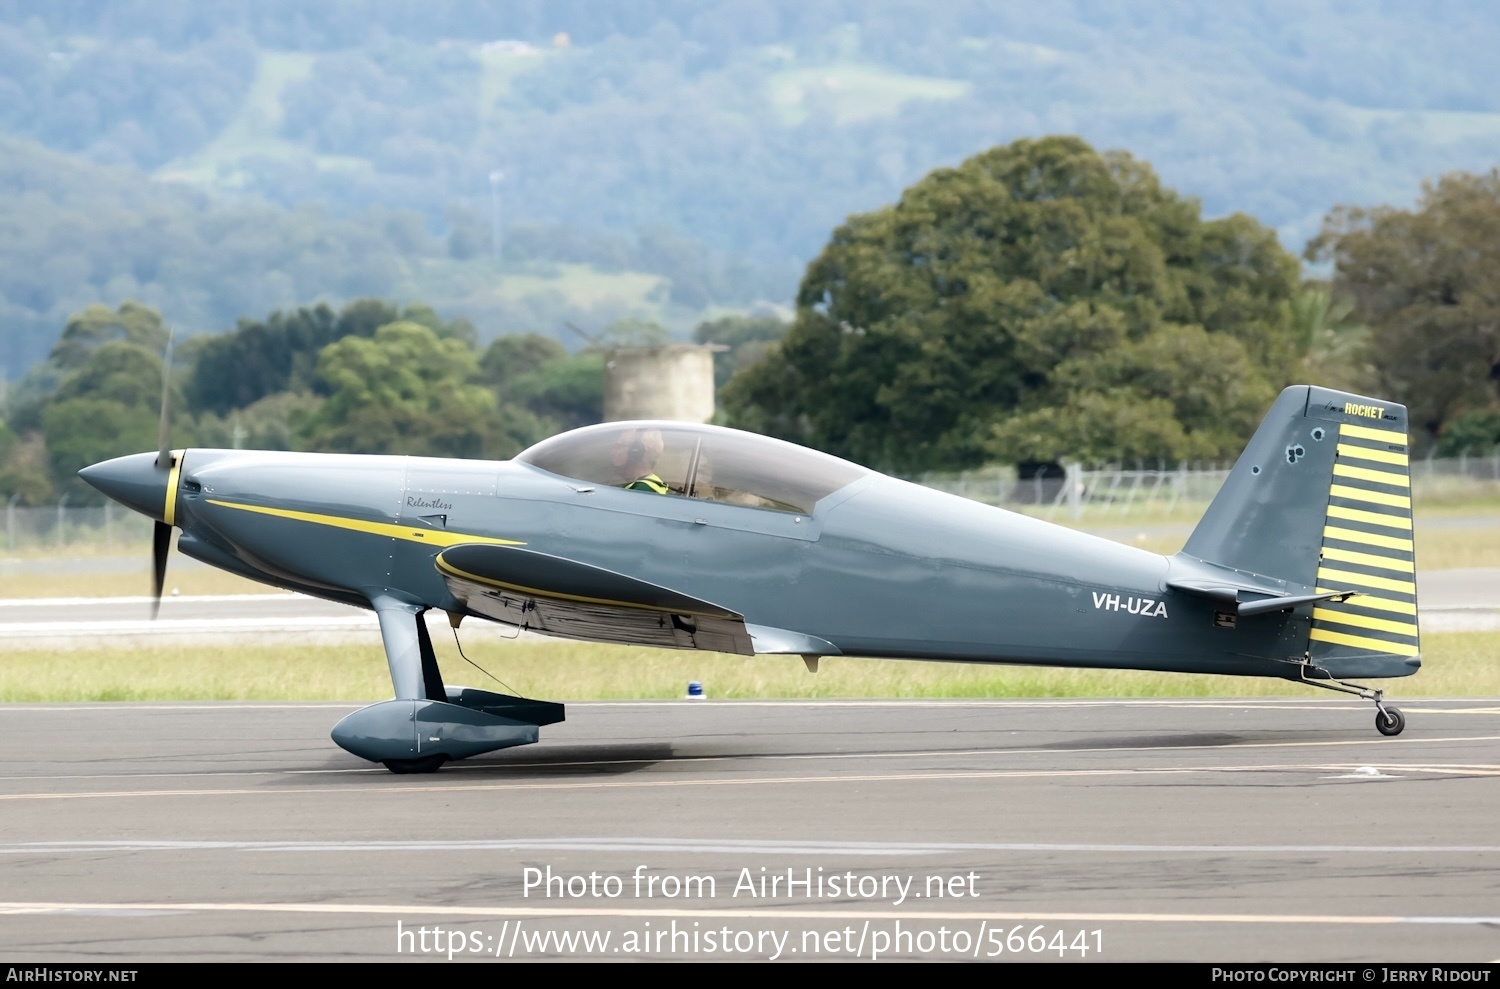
723,137,1302,473
1309,169,1500,453
0,295,784,503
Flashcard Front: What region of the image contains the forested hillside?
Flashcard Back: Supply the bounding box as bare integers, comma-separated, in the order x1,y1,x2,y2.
4,1,1500,378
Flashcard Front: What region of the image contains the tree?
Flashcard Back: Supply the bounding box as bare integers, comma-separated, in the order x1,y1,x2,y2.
299,321,501,458
47,300,170,371
184,299,471,417
693,312,788,391
1307,169,1500,449
480,333,569,393
1290,283,1375,395
723,136,1301,472
1434,408,1500,457
41,340,174,494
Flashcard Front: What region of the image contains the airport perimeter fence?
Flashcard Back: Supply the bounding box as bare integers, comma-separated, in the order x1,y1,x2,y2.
914,448,1500,519
3,450,1499,552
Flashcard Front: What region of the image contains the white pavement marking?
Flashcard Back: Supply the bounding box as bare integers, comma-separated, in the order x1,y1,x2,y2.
2,733,1499,785
0,617,373,637
1,900,1497,926
6,838,1500,856
0,594,310,608
2,761,1497,802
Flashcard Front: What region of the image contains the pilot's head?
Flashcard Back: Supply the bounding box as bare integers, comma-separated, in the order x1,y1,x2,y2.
611,426,663,481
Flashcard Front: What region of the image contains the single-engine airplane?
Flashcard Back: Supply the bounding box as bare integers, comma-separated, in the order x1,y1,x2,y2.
80,384,1420,773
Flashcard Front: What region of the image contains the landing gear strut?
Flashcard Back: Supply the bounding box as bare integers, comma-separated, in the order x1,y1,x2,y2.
1300,667,1404,737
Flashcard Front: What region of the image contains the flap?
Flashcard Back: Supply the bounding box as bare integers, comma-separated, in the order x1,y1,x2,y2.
436,543,754,655
437,544,742,619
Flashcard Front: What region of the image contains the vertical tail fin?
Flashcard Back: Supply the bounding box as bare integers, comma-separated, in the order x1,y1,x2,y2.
1179,385,1419,677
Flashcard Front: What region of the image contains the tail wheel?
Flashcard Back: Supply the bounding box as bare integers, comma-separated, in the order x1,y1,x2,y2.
1376,707,1405,737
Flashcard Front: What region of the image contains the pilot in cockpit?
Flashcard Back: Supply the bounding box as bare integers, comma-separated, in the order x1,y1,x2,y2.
612,426,668,494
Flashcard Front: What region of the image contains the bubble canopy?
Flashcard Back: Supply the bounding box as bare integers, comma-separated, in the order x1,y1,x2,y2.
515,421,871,516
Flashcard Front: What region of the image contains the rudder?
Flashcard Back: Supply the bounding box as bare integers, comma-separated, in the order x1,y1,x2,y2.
1180,385,1419,679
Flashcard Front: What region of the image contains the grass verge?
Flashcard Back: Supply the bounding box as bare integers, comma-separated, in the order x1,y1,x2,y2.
2,631,1490,703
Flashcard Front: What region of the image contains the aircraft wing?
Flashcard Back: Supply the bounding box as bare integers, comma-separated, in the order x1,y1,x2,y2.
435,544,756,655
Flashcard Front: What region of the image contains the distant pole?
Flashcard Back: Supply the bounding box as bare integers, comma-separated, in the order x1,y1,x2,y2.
6,493,17,551
57,492,68,547
488,169,505,260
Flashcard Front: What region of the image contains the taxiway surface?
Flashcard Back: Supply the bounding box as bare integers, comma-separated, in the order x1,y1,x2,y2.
1,699,1498,962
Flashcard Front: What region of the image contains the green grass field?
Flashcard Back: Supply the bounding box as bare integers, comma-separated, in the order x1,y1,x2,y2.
1,631,1487,703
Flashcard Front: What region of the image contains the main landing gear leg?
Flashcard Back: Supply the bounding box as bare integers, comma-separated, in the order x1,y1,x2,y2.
1299,667,1405,736
374,598,450,773
329,596,552,773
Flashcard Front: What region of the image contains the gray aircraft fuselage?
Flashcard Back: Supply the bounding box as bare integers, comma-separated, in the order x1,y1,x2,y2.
80,385,1423,765
166,449,1291,678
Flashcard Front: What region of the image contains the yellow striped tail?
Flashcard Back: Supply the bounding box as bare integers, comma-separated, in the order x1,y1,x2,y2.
1310,420,1420,664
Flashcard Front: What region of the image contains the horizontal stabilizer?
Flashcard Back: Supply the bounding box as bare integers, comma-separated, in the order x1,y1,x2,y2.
1166,577,1354,617
437,543,754,655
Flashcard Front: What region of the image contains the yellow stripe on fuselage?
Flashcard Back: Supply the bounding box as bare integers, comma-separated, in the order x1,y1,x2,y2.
205,500,524,547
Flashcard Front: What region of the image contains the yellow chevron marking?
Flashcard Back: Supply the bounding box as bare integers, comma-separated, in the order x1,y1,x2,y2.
1337,443,1408,467
1316,589,1417,616
1328,484,1410,509
1322,526,1413,551
1309,627,1420,657
1316,567,1416,594
1326,505,1412,530
206,500,525,547
1311,607,1419,637
1340,423,1407,445
1332,463,1409,488
1322,546,1415,573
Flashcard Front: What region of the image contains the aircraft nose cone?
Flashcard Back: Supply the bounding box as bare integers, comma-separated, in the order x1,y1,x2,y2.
78,452,172,523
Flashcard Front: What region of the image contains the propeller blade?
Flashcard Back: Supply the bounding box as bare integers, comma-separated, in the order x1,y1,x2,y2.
151,520,170,619
155,331,174,469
